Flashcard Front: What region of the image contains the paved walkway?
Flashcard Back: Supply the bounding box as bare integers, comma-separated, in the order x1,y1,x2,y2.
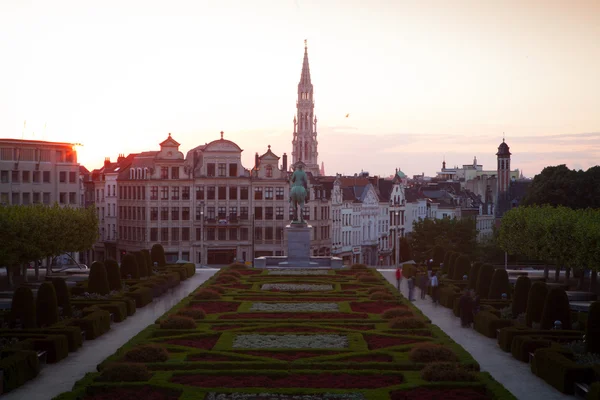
3,268,218,400
379,270,574,400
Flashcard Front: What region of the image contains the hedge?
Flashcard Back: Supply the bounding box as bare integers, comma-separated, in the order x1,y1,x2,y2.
497,326,583,353
121,254,139,279
125,287,154,308
0,326,82,352
134,251,148,278
488,269,510,300
510,335,552,362
453,254,471,281
70,310,111,340
141,249,153,277
532,348,595,394
442,251,453,274
71,300,127,323
36,282,59,327
447,252,459,278
526,282,548,328
512,276,531,318
475,263,495,299
151,243,167,267
540,287,572,330
10,286,36,329
0,350,40,393
468,262,482,290
0,333,69,364
473,311,512,338
587,301,600,354
89,261,110,295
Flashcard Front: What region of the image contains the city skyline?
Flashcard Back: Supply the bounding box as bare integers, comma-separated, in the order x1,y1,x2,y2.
1,0,599,177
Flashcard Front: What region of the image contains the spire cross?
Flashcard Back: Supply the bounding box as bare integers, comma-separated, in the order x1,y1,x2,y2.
304,39,307,48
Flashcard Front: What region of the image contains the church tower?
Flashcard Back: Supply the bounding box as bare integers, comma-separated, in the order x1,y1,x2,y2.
496,138,511,217
292,40,320,175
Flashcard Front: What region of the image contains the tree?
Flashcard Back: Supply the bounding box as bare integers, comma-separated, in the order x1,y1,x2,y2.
409,217,477,262
399,237,412,262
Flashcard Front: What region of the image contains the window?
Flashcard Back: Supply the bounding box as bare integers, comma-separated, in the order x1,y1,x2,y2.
265,206,273,220
161,186,168,200
265,187,273,199
207,186,215,200
56,150,64,162
229,163,237,177
240,227,249,240
43,192,50,204
171,227,179,241
240,207,249,220
69,171,76,183
171,207,179,220
33,171,40,183
182,207,190,220
161,167,168,179
59,192,67,204
43,171,50,183
182,227,190,241
276,206,284,220
240,187,249,200
69,192,76,204
0,170,8,183
195,227,202,240
229,186,237,200
33,192,40,203
161,207,168,220
276,187,284,200
12,170,20,183
196,186,204,200
218,163,226,177
265,227,273,240
161,227,169,242
254,187,263,200
206,206,215,220
266,164,273,177
302,207,310,220
276,228,283,240
254,227,262,240
229,207,238,220
151,228,158,241
218,228,226,241
21,192,30,205
172,186,179,200
182,186,190,200
218,207,227,219
171,166,179,179
151,186,158,200
207,163,215,176
207,228,216,241
218,186,226,200
151,207,158,220
229,228,237,240
22,171,30,183
254,207,263,220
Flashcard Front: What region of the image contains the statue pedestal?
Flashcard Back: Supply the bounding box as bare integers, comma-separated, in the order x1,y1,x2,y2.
279,224,318,268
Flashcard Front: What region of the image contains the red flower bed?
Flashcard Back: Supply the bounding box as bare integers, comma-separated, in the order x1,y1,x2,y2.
342,284,368,290
83,386,180,400
187,353,248,362
390,388,491,400
211,324,246,331
220,284,252,289
234,350,342,361
350,301,403,314
336,271,359,276
172,372,403,388
342,354,393,362
237,270,263,275
253,327,343,333
219,312,369,320
191,302,240,314
364,334,420,350
330,324,375,331
234,297,352,302
166,336,220,350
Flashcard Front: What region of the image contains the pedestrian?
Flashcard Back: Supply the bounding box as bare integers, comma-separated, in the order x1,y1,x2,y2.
471,289,480,318
408,275,416,301
430,272,439,304
395,267,403,291
418,272,428,300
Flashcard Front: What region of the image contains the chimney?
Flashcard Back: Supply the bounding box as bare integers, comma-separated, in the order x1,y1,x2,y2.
104,157,110,168
117,153,125,162
282,153,288,171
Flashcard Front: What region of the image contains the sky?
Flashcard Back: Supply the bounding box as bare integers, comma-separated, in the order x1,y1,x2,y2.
1,0,599,178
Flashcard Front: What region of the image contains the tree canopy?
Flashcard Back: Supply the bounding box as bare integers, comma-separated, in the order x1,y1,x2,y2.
409,217,478,262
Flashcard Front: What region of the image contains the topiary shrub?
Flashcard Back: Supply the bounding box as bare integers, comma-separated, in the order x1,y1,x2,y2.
141,249,153,276
97,363,152,382
208,285,226,294
195,288,222,300
134,251,147,278
104,259,122,291
350,263,368,270
177,308,206,320
367,287,387,294
540,287,572,330
214,274,241,285
124,345,169,363
226,262,248,270
408,342,459,363
120,253,139,279
150,243,167,267
488,268,510,300
389,317,426,329
512,276,531,318
370,292,395,301
220,270,241,278
88,261,110,295
36,282,58,327
442,251,453,274
10,286,36,328
432,245,445,268
358,275,380,283
476,263,495,299
526,281,548,327
51,277,72,317
453,254,471,281
586,301,600,354
382,307,413,319
447,252,459,278
421,362,477,382
468,262,482,290
159,316,196,330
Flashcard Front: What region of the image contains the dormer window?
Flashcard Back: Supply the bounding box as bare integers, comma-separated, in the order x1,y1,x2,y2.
266,164,273,178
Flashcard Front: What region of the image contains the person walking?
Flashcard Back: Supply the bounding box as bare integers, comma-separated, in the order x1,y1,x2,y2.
459,289,473,327
430,272,439,304
395,267,403,291
408,275,416,301
419,272,428,300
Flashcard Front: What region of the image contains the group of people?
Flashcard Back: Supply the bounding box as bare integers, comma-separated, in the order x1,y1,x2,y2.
458,288,481,328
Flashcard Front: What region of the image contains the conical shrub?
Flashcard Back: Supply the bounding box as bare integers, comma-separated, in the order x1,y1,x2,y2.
540,287,571,330
151,243,167,267
488,268,510,300
432,245,445,268
468,262,482,290
10,286,36,328
36,282,58,327
88,261,110,295
448,252,459,278
442,251,453,274
104,259,122,291
134,252,147,278
512,276,531,317
121,253,139,279
476,263,495,299
453,254,471,280
51,277,72,317
526,281,548,327
586,301,600,353
141,249,153,276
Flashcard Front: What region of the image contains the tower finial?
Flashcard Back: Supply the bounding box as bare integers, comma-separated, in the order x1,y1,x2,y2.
304,39,307,49
220,131,224,140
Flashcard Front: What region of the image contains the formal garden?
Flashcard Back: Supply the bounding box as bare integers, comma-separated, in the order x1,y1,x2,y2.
0,242,196,394
47,263,514,400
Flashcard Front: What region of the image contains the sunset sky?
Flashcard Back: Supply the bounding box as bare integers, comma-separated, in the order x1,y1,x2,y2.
1,0,598,178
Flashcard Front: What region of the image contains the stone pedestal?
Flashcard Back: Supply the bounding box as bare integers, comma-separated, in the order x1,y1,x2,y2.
279,224,318,268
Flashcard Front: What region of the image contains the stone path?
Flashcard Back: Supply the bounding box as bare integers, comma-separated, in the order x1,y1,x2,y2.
3,268,218,400
379,270,574,400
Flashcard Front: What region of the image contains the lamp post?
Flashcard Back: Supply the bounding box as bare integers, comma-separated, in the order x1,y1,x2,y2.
395,210,400,269
200,201,205,265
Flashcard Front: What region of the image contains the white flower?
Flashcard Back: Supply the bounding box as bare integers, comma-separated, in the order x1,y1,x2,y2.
232,334,348,349
249,302,339,312
261,284,333,291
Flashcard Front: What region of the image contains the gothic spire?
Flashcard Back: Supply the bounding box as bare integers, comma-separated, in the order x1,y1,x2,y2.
300,39,312,85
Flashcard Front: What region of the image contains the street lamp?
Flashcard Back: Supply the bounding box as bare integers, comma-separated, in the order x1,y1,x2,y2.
200,201,205,265
395,210,400,268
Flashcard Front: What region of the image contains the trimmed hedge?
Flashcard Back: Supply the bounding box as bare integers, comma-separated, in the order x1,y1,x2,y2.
510,336,552,362
0,333,69,363
70,310,111,340
141,249,153,276
104,259,122,291
488,268,510,300
512,276,531,318
587,301,600,354
497,326,583,353
442,251,453,274
0,350,40,393
51,277,72,317
134,251,148,278
468,262,482,290
120,253,139,279
473,311,512,338
125,286,154,308
476,263,495,299
10,286,36,328
71,300,127,323
532,348,594,394
36,282,59,328
447,252,459,278
88,261,110,295
453,254,471,281
526,281,548,327
432,245,445,268
151,243,167,267
540,287,572,330
0,325,82,352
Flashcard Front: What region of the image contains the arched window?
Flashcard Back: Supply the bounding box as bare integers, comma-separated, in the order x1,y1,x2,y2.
137,168,142,180
143,168,148,179
129,169,134,180
266,164,273,178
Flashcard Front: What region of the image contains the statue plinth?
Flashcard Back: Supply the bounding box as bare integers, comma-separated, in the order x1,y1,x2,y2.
278,224,318,268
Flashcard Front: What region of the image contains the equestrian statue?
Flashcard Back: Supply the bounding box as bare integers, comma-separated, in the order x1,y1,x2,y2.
289,161,308,224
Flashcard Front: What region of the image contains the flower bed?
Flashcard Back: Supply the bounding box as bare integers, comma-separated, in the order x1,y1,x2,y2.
165,335,220,350
235,297,352,302
81,386,181,400
364,334,422,350
232,334,348,349
249,302,339,312
350,301,402,314
234,350,344,361
268,270,331,275
219,312,369,320
389,387,492,400
261,284,334,291
191,301,240,313
205,393,365,400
